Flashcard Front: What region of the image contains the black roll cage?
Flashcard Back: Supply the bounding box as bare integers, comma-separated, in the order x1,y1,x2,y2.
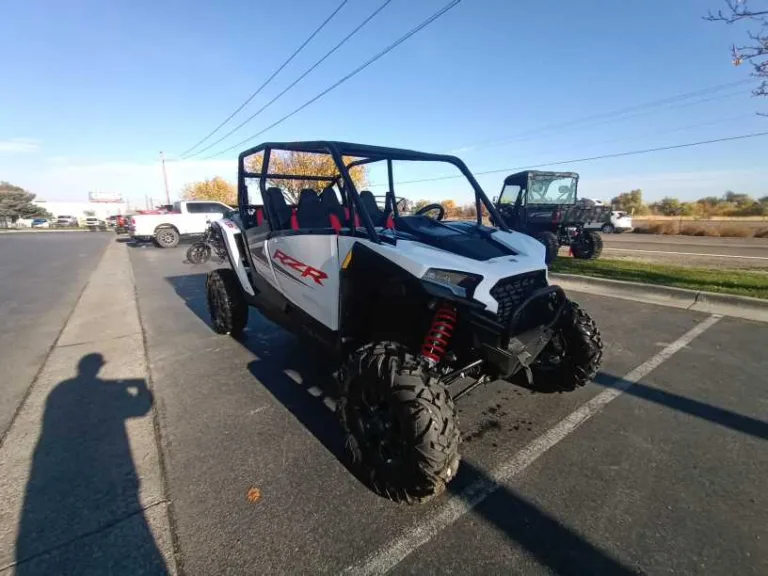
237,141,509,244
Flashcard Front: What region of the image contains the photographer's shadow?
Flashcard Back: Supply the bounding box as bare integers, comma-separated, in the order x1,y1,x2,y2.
15,353,168,575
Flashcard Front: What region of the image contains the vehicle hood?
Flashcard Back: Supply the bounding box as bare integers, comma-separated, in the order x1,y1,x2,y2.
392,216,538,261
367,224,547,314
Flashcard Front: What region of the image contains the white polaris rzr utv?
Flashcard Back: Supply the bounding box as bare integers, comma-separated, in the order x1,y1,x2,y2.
206,141,603,503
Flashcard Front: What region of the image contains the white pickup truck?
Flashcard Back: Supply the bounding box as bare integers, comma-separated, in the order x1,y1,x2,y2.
129,200,232,248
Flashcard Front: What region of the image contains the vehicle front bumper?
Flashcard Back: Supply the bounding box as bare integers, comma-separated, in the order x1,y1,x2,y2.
469,285,567,378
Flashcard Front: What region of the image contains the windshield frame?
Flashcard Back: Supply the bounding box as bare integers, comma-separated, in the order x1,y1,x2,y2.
527,173,579,205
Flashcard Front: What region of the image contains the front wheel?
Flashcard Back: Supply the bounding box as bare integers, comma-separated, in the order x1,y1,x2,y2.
571,230,603,260
206,268,248,336
601,223,615,234
535,231,560,265
339,343,460,504
532,301,603,391
187,242,211,264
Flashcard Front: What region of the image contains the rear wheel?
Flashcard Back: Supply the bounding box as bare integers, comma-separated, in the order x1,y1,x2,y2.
571,230,603,260
155,227,180,248
532,301,603,391
535,231,560,265
187,242,211,264
339,343,460,504
601,223,615,234
206,268,248,336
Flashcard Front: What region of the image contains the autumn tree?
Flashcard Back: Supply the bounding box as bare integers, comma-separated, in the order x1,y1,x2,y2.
440,199,459,217
247,151,368,203
610,189,648,214
412,199,432,212
0,182,52,220
707,1,768,102
651,197,684,216
181,176,236,205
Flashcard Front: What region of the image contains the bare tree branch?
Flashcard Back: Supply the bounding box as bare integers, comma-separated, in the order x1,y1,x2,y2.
706,1,767,104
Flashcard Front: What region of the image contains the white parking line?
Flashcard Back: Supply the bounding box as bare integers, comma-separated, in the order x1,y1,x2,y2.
344,314,722,575
604,247,768,260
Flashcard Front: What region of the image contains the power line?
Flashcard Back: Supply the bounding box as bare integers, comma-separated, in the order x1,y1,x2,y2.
372,130,768,186
201,0,463,160
187,0,394,159
449,79,756,153
178,0,348,158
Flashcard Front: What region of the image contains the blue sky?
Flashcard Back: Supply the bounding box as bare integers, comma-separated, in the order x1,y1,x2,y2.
1,0,766,207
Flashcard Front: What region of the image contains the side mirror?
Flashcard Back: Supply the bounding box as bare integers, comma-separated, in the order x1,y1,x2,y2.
492,196,498,204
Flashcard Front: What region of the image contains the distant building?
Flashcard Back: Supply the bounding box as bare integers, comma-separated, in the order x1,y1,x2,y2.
88,191,124,203
33,199,129,222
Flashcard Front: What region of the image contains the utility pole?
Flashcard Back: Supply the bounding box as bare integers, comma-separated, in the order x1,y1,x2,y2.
160,151,171,206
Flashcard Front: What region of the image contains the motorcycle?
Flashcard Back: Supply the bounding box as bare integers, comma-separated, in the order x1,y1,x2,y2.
186,220,227,264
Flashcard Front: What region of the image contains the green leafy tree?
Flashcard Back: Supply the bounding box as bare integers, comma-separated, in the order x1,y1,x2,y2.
0,182,52,220
724,190,753,205
610,189,648,214
653,197,684,216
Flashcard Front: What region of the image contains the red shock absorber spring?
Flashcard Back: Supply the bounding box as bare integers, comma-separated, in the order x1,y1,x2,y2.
421,303,457,365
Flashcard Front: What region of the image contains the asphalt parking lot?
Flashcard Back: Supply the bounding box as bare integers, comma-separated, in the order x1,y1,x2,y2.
126,242,768,575
0,232,110,438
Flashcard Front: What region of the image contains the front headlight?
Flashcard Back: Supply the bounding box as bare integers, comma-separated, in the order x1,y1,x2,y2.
423,268,483,298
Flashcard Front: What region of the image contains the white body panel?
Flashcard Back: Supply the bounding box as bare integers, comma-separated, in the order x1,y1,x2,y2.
267,235,340,330
130,201,230,238
222,222,548,330
338,229,547,316
215,219,255,296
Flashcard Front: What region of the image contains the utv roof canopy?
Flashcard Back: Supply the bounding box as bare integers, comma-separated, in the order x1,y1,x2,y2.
237,141,510,243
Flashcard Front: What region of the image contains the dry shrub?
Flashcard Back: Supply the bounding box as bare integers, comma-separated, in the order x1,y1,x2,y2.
754,228,768,238
702,227,721,237
681,225,705,236
648,222,678,235
718,225,752,238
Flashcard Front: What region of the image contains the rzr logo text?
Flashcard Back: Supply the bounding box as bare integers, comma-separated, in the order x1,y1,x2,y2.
272,250,328,286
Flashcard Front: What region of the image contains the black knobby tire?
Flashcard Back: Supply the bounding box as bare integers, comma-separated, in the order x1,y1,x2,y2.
155,227,180,248
532,302,603,391
571,230,603,260
339,343,460,504
187,242,211,264
535,231,560,265
206,268,248,336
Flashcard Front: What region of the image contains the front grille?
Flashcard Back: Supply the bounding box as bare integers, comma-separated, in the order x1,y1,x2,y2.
490,271,547,327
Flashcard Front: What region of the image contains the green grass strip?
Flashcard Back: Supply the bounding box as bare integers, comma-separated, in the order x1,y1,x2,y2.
550,258,768,300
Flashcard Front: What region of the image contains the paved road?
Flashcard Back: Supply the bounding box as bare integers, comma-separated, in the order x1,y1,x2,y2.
594,233,768,269
0,232,110,438
127,244,768,574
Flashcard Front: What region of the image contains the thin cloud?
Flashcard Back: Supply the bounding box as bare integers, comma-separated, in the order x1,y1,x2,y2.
0,138,41,153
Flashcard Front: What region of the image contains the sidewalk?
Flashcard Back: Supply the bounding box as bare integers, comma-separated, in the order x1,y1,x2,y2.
0,241,175,575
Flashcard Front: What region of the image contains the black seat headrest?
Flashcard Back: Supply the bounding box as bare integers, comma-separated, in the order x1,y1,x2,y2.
265,187,291,229
359,190,384,226
296,188,328,229
320,187,344,220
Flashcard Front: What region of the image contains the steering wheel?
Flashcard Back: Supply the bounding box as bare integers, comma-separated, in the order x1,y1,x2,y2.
415,203,445,221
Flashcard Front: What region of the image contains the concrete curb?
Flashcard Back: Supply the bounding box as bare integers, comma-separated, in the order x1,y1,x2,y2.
550,272,768,323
